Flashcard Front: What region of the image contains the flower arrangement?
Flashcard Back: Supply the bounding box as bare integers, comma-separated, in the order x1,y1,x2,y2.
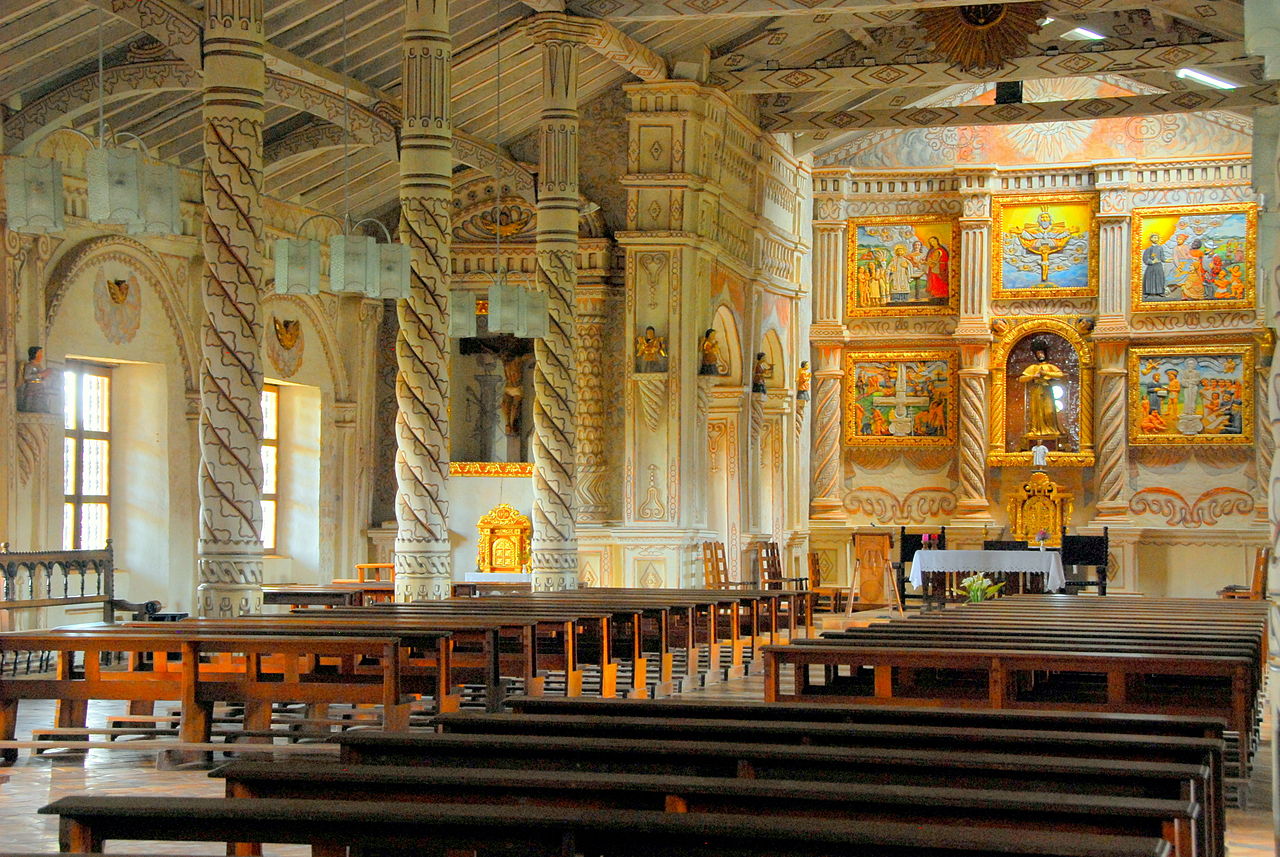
959,572,1004,603
1035,529,1049,550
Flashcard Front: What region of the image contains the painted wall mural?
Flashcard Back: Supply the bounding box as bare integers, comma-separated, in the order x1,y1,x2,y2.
1131,203,1256,312
993,193,1097,299
845,215,959,317
1129,344,1253,445
93,265,141,345
842,350,957,446
266,315,304,378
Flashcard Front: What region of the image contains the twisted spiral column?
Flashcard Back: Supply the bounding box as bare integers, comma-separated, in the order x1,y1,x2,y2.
1094,366,1130,517
196,0,266,617
810,348,843,518
528,16,590,592
955,364,992,519
394,0,453,600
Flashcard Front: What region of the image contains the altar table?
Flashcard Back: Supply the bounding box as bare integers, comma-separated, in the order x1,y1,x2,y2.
909,549,1066,591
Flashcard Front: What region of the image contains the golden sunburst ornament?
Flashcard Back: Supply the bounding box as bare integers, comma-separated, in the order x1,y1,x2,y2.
919,2,1046,72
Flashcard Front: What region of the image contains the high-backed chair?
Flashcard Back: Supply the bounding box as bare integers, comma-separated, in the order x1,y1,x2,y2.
898,526,946,608
1060,527,1109,596
752,541,808,590
1218,547,1270,600
702,541,752,590
807,552,846,613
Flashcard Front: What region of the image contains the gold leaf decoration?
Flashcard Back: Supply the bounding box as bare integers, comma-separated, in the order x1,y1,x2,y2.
919,2,1045,72
273,317,302,351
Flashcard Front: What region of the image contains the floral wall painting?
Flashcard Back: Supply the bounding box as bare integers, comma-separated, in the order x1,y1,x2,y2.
1129,345,1253,445
842,350,957,446
93,263,141,345
992,193,1098,299
1131,204,1256,312
846,215,959,317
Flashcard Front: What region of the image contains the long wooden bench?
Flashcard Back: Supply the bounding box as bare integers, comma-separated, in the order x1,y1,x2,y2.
40,795,1175,857
211,761,1200,857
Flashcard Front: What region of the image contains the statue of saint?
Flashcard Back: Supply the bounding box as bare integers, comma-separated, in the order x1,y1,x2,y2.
795,360,811,400
698,329,725,376
1141,233,1167,299
1031,442,1049,468
634,326,667,373
17,346,55,414
751,352,772,394
499,352,532,437
1019,338,1066,446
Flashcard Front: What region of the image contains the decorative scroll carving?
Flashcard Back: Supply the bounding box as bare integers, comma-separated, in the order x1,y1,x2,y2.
15,420,44,487
843,486,958,523
395,0,454,601
1130,311,1259,333
1129,486,1255,527
196,3,266,618
89,0,202,68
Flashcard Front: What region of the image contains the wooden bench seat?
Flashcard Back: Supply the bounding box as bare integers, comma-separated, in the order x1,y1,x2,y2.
211,761,1200,857
40,795,1176,857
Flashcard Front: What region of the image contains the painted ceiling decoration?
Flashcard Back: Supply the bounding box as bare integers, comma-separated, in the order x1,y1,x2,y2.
918,3,1047,72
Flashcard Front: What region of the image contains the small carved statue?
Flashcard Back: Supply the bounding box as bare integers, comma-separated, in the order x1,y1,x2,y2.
1031,442,1049,469
634,325,667,373
795,360,811,400
17,346,55,414
698,329,725,376
751,352,772,394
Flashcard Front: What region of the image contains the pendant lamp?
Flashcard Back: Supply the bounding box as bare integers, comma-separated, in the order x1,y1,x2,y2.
4,156,65,234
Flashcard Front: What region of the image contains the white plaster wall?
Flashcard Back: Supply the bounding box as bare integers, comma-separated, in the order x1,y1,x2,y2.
277,384,321,582
448,476,534,582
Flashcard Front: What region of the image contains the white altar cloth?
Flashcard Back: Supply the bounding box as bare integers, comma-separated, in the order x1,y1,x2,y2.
909,549,1066,591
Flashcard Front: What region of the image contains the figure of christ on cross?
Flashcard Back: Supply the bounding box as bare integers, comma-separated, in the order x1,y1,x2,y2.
1015,210,1082,286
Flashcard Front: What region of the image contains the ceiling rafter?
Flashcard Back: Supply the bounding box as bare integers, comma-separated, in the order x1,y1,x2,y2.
761,83,1279,132
570,0,1139,22
715,41,1249,94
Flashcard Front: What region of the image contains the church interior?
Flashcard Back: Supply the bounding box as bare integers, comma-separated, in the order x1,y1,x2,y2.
1,0,1279,853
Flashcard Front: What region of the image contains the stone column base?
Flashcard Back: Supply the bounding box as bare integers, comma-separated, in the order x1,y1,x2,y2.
532,548,579,591
394,548,452,601
953,498,995,522
810,498,844,519
197,583,263,618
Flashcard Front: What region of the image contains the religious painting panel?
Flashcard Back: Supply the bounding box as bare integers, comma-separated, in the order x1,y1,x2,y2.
988,319,1095,467
845,215,959,317
842,350,957,446
992,193,1098,300
1130,204,1255,312
1128,344,1253,446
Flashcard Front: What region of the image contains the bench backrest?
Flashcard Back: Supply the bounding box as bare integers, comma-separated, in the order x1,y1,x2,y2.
0,542,116,621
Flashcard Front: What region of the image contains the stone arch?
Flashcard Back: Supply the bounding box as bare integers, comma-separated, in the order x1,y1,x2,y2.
44,235,197,389
259,292,352,401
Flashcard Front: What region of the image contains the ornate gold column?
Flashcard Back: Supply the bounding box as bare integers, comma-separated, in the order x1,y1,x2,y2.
809,344,843,518
394,0,453,601
954,178,994,520
196,0,266,617
527,14,590,592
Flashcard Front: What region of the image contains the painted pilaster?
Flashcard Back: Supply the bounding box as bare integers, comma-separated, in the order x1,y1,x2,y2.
1091,166,1133,525
809,344,843,518
954,176,994,520
527,14,591,592
955,170,994,338
1095,163,1134,335
575,278,612,524
812,224,846,325
394,0,453,601
196,0,266,617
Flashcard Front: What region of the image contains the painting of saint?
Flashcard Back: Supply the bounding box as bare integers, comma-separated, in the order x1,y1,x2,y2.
842,351,956,446
993,194,1096,298
846,216,958,317
1131,205,1255,311
1130,346,1253,445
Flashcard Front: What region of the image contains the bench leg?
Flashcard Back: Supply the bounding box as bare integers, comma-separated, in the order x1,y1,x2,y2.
0,699,17,765
60,818,103,853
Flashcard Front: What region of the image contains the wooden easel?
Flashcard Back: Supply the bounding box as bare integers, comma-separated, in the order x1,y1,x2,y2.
845,557,905,617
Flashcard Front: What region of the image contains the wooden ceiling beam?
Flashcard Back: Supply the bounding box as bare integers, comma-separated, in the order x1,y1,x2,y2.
570,0,1138,23
713,41,1250,93
760,82,1278,131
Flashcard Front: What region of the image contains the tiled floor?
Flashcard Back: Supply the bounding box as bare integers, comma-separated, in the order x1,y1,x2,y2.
1,665,1274,855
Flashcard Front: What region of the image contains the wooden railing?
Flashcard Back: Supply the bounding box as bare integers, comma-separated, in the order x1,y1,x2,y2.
0,541,117,621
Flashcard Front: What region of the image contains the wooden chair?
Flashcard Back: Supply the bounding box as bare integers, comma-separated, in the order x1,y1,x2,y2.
1061,527,1110,596
1218,547,1270,600
898,527,946,608
807,552,846,613
753,541,808,590
702,542,752,590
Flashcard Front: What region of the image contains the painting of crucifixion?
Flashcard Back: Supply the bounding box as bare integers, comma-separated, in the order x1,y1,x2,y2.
842,350,957,446
993,193,1098,299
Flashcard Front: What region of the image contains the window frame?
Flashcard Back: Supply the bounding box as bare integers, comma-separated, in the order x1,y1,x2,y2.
63,361,112,551
261,383,280,554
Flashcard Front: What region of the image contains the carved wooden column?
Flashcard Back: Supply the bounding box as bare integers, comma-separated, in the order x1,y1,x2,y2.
809,345,843,518
1093,341,1130,520
811,224,845,325
575,279,610,524
1092,172,1133,523
527,14,590,592
954,179,994,520
394,0,454,601
196,0,266,617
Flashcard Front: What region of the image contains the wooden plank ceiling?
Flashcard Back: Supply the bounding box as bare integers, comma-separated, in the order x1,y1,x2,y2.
0,0,1258,219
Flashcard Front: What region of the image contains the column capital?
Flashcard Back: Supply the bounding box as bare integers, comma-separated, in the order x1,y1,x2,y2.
524,12,596,47
960,193,992,221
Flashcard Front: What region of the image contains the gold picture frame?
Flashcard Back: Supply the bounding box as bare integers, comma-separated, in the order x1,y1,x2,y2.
988,317,1095,467
845,215,960,317
842,350,957,446
1130,203,1256,313
992,192,1098,300
1128,343,1253,445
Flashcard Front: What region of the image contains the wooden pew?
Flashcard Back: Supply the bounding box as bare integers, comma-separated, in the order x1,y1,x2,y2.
212,761,1200,857
41,795,1176,857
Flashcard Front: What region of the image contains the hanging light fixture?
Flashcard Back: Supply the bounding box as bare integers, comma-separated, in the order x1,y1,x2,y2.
275,216,327,295
483,3,547,340
4,156,65,234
